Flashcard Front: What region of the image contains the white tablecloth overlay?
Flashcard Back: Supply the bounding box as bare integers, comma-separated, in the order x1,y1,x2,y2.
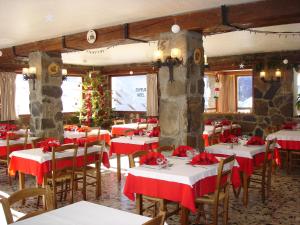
0,137,39,147
12,201,163,225
128,157,237,187
266,129,300,142
112,123,146,129
205,143,265,159
9,145,105,164
64,129,110,139
111,136,159,145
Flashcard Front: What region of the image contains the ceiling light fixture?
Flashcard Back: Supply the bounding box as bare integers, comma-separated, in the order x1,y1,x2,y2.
22,67,37,90
0,50,2,57
171,24,180,33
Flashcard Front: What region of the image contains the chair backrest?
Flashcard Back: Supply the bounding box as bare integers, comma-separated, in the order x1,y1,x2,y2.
0,186,54,224
129,150,149,168
5,130,29,163
124,129,135,137
155,145,175,153
114,119,125,125
51,144,78,179
31,137,56,148
214,155,235,199
263,138,276,173
83,140,104,167
142,211,166,225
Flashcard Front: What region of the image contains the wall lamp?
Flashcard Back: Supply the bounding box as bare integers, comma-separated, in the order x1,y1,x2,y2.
22,67,37,90
259,68,281,83
62,69,68,81
152,48,183,82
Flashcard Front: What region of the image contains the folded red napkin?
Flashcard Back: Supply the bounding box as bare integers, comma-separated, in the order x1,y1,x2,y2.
39,138,60,153
246,136,265,145
140,152,166,165
0,131,20,140
0,124,18,131
172,145,194,157
76,126,91,132
204,119,213,125
64,125,78,131
221,120,231,126
148,126,160,137
190,152,219,165
282,122,297,130
147,118,158,124
133,129,145,135
220,134,238,143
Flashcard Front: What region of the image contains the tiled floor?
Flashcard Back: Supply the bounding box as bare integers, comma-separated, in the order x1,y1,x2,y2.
0,160,299,225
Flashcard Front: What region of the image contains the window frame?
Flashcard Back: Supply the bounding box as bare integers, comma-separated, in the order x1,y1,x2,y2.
110,73,148,113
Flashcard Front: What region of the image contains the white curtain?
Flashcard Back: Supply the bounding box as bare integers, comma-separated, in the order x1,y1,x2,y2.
147,73,158,116
0,72,17,121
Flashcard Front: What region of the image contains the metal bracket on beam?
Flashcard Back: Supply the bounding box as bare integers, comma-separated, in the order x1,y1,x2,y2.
123,23,148,43
62,36,82,51
12,46,28,60
221,5,229,26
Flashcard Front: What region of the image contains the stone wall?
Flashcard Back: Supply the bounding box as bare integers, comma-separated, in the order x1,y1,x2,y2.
29,52,64,140
203,68,295,137
158,31,204,149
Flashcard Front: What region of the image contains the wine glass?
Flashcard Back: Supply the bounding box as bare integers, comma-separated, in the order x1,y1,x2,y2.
186,150,195,159
156,158,164,168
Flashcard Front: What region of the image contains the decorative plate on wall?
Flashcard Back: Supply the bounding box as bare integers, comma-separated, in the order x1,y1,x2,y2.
48,62,60,76
193,48,202,65
87,30,97,44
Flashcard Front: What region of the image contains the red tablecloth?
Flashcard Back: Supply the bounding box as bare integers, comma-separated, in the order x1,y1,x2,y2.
64,134,110,145
277,140,300,151
9,151,110,185
124,166,240,212
110,142,159,155
0,143,32,157
111,127,134,136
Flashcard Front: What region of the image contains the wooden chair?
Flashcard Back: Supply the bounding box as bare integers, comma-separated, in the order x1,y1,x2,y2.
113,119,125,125
289,151,300,172
195,155,235,225
208,125,223,146
0,130,28,185
248,139,276,203
154,145,175,154
31,137,56,148
0,186,54,224
44,144,78,208
74,140,104,200
124,129,135,137
142,211,166,225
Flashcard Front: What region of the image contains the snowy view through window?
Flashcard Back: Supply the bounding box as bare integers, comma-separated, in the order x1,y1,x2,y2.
237,76,253,112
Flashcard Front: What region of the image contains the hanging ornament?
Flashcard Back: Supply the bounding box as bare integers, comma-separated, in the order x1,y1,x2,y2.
239,63,245,69
283,59,289,65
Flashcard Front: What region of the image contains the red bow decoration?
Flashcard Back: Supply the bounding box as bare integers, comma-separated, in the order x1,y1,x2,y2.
140,152,166,165
220,134,238,143
190,152,219,165
76,126,91,132
0,124,18,131
172,145,194,157
64,125,78,131
246,136,265,145
148,126,160,137
39,138,61,153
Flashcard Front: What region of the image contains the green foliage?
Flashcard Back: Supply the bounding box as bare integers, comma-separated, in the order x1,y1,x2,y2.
296,94,300,110
79,75,114,128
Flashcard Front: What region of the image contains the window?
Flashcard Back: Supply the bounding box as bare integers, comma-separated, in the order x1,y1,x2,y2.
111,75,147,111
204,72,253,113
15,75,82,115
204,75,216,112
61,76,82,112
237,76,253,113
15,74,30,115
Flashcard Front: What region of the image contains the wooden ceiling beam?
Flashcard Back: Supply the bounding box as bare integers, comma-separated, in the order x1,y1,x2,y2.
0,0,300,64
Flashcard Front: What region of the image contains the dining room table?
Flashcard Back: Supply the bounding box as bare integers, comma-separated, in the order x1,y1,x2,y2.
8,144,110,190
205,142,266,206
111,123,157,136
123,156,240,225
10,201,167,225
110,135,159,182
63,129,111,144
266,129,300,172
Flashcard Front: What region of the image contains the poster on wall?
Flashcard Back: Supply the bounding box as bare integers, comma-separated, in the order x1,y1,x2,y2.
111,75,147,111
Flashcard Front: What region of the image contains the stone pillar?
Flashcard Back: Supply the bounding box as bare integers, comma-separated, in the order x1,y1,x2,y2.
29,52,64,140
158,31,204,149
